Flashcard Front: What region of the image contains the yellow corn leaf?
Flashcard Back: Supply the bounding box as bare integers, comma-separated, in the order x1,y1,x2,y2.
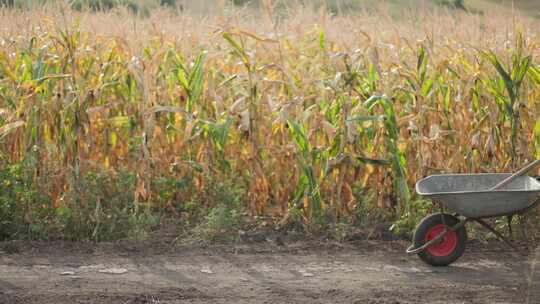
110,131,118,147
232,28,278,43
109,116,130,128
0,120,24,140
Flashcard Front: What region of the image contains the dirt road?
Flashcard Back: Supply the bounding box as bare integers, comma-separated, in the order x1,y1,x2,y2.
0,240,538,304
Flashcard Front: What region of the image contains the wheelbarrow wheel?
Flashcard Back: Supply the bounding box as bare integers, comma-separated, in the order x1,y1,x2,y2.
413,213,467,266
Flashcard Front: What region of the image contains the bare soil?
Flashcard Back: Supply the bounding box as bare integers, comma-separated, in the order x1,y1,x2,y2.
0,239,539,304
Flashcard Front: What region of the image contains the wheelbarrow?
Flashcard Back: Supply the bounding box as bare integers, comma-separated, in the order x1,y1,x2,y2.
407,159,540,266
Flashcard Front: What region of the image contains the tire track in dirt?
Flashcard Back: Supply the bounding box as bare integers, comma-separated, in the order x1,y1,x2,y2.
121,254,201,292
0,279,22,294
222,253,305,303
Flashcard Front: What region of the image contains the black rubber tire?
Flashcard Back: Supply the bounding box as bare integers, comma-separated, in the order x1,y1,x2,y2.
413,213,467,267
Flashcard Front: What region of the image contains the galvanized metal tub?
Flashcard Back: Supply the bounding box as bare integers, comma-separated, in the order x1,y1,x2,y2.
416,173,540,218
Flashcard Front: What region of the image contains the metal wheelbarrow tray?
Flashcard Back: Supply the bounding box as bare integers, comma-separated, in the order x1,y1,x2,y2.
407,160,540,267
416,173,540,218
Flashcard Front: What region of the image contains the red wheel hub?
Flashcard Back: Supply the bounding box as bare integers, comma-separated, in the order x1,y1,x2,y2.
425,224,458,257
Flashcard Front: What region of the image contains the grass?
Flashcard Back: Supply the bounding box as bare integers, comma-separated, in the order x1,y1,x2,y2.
0,2,539,241
485,0,540,11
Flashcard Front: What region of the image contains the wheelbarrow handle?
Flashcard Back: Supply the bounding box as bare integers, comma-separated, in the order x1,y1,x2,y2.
489,159,540,191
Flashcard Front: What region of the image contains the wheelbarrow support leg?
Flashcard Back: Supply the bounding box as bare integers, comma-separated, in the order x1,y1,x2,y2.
473,218,523,255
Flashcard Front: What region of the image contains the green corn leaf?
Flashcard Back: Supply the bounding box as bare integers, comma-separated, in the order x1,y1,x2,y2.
486,52,516,102
318,28,326,51
420,77,434,97
527,65,540,84
185,161,204,173
177,68,189,91
287,120,309,155
188,53,205,102
417,46,425,71
223,32,248,65
218,74,238,87
534,118,540,157
513,55,531,90
353,155,391,166
214,118,233,151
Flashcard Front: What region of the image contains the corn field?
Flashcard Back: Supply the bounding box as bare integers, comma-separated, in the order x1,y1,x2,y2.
1,3,540,239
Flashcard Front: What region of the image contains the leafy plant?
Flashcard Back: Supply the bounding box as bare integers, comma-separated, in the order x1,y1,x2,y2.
483,43,532,160
392,198,432,236
57,170,158,241
194,175,246,243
